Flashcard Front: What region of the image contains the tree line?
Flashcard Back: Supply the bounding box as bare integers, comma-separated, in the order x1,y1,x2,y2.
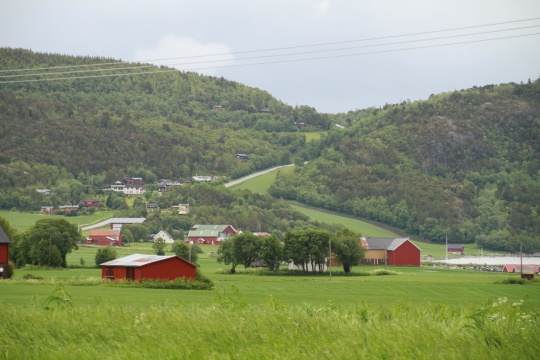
217,228,365,274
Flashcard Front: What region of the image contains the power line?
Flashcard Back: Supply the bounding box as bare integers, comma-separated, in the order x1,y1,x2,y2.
1,16,539,74
1,24,538,79
1,31,538,84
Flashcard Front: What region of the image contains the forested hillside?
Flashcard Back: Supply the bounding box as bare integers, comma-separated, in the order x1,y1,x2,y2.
0,48,329,181
1,48,539,253
270,80,540,252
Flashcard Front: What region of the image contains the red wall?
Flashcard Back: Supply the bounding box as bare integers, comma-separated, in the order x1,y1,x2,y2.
102,257,196,281
189,236,219,245
388,241,420,266
0,244,8,263
88,233,122,246
140,257,196,280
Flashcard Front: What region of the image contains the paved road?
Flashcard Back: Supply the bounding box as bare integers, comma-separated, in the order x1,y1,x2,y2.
224,164,294,188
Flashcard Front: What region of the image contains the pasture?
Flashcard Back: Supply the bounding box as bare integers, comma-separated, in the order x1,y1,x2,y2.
229,165,294,194
303,131,324,142
2,243,539,359
3,243,539,308
0,210,113,232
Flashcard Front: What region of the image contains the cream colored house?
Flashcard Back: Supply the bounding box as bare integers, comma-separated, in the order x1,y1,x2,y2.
153,230,174,244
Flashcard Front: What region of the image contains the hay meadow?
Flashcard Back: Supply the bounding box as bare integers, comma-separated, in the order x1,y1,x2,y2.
1,242,540,359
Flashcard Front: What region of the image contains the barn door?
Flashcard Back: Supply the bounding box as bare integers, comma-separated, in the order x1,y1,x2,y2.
126,267,135,281
105,267,114,280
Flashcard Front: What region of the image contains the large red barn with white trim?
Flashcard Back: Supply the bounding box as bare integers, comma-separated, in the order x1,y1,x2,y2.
362,237,421,266
187,224,237,245
100,254,196,281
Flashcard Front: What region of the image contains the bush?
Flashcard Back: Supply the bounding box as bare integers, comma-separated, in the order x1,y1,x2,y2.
2,261,15,279
499,277,526,285
371,269,398,276
23,273,44,280
94,246,117,266
102,277,214,290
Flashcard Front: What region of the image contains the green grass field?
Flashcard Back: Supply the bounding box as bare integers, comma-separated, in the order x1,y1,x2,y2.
0,210,113,231
230,165,295,194
303,131,324,142
289,203,398,237
2,243,539,359
4,242,537,308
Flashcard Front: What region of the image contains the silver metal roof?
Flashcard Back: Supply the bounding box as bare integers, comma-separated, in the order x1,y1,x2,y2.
100,253,177,267
362,237,420,251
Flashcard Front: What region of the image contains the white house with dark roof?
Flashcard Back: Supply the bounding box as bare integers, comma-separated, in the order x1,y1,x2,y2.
153,230,174,244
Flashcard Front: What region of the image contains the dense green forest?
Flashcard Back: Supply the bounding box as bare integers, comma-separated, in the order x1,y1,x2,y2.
0,48,330,180
271,80,540,252
1,48,539,252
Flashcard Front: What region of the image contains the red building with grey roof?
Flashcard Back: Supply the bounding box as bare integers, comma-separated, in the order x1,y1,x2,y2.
101,254,196,281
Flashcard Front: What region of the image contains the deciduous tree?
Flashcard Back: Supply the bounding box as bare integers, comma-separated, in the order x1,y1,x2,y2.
332,229,365,274
95,246,117,266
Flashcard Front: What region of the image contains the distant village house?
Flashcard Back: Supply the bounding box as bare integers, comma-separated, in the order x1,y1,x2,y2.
83,198,102,207
192,175,217,182
87,229,122,246
146,203,160,212
172,204,190,215
59,205,79,213
152,230,174,244
40,206,54,213
447,244,464,255
187,224,237,245
106,175,146,195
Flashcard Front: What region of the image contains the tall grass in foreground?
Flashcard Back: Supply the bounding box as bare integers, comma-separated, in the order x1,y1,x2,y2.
1,292,538,360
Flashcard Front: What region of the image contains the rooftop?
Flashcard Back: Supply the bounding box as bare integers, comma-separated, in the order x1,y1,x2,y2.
100,254,194,267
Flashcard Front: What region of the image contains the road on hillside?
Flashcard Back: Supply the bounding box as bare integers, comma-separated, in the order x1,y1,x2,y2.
224,164,294,188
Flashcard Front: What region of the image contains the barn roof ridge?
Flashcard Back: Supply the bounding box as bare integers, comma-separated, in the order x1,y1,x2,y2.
100,253,196,268
362,237,421,251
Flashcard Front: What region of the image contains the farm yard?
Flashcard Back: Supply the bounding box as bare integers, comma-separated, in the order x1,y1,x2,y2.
1,242,540,359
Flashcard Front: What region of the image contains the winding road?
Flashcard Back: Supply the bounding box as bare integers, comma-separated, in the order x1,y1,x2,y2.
224,164,294,188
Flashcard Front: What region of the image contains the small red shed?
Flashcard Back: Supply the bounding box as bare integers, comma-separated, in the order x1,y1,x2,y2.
0,224,11,279
362,237,421,266
101,254,197,281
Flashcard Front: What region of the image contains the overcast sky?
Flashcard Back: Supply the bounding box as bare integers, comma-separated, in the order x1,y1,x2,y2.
1,1,539,113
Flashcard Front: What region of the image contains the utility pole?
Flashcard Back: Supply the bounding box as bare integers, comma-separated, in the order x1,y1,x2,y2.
520,240,523,277
328,237,332,281
48,235,51,269
445,235,448,260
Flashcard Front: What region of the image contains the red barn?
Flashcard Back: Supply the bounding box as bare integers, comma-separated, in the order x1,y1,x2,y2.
448,244,464,255
187,224,237,245
83,198,102,207
362,237,421,266
0,224,11,279
100,254,196,281
87,229,122,246
503,264,539,274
